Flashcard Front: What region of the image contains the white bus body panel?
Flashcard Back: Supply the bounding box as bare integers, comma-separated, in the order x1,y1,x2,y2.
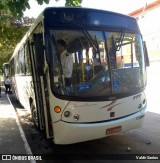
62,93,146,123
49,92,147,144
53,107,146,144
49,93,146,123
11,75,33,111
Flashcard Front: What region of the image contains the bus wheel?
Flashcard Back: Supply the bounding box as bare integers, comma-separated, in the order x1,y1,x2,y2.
30,102,39,127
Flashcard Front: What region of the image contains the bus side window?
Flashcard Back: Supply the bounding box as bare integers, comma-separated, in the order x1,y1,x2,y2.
25,43,31,75
33,34,44,75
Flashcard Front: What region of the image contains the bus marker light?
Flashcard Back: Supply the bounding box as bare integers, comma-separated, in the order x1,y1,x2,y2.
54,106,61,113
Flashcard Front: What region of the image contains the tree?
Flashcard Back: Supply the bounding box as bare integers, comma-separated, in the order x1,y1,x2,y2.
0,0,83,67
65,0,82,7
0,19,30,66
0,8,33,66
0,0,82,18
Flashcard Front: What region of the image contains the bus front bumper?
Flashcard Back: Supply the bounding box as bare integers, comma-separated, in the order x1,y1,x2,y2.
52,108,146,144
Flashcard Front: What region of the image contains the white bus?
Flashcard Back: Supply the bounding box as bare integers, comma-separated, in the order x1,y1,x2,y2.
8,7,149,144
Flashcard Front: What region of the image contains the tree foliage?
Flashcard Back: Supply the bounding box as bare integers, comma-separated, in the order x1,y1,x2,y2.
0,0,82,18
0,0,82,67
0,20,30,66
65,0,82,7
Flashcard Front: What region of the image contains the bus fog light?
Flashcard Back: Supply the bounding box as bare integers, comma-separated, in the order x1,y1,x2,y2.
64,111,70,117
73,114,79,121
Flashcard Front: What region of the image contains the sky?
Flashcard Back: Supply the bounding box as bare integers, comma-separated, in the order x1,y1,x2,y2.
24,0,156,18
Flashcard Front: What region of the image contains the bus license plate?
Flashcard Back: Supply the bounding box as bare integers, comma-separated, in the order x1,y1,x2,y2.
106,126,122,135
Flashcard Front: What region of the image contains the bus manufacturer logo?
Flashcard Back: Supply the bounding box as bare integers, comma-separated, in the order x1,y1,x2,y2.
99,100,121,111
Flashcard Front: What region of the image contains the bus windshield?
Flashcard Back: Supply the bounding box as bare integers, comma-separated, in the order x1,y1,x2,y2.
49,29,146,99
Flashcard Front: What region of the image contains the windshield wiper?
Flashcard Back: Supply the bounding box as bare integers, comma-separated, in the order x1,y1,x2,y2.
115,28,125,51
82,29,101,65
82,29,99,54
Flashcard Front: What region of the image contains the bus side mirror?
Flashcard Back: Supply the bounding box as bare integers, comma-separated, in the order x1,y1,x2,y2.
143,41,150,67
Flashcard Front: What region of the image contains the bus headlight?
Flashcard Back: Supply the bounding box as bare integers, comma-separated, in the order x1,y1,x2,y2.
138,104,142,109
73,114,79,121
64,111,70,117
143,99,146,104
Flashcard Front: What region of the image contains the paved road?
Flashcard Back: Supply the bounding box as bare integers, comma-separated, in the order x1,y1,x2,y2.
0,92,34,163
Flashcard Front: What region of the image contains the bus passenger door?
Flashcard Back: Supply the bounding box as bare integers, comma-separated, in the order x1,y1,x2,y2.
28,34,45,131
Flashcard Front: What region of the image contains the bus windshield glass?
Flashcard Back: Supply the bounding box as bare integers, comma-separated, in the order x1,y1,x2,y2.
49,29,146,99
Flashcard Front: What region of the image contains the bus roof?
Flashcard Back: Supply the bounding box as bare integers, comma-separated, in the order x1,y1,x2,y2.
43,7,139,31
